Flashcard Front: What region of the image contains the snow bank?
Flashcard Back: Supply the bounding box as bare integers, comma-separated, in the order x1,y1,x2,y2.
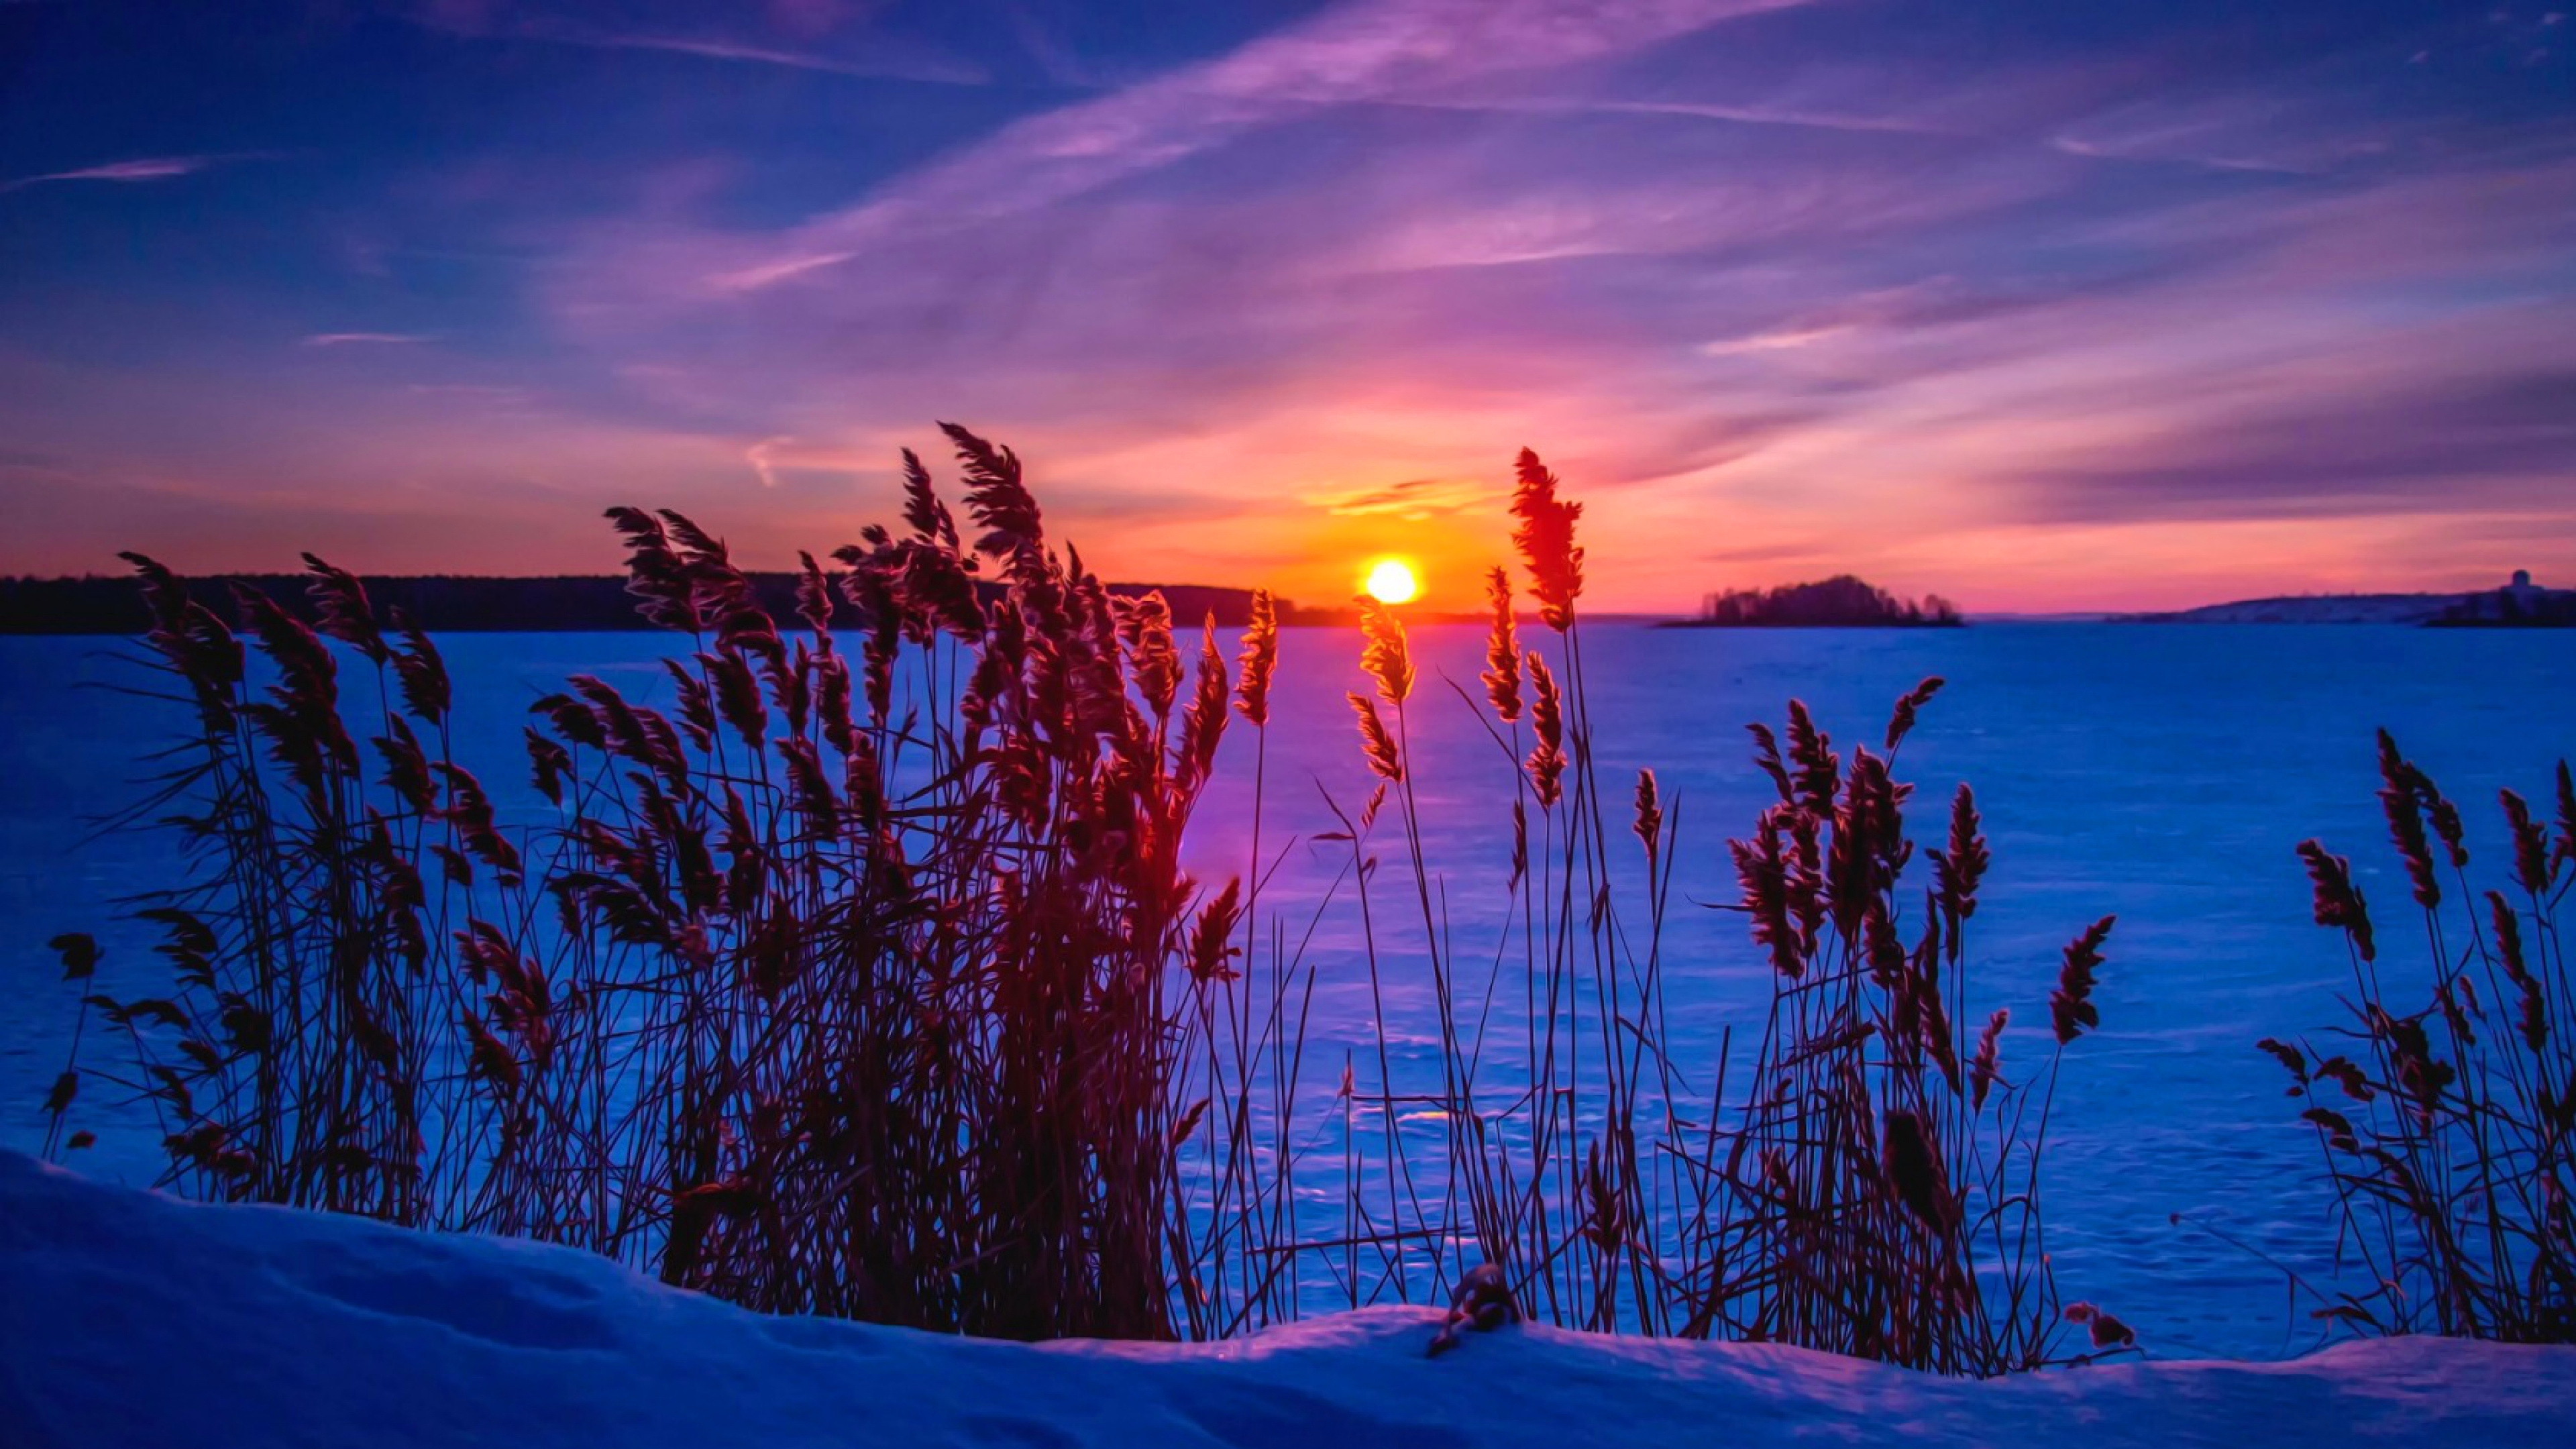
4,1152,2569,1449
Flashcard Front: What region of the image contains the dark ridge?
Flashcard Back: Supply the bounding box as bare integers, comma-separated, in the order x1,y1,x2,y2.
2114,572,2573,627
0,573,1272,635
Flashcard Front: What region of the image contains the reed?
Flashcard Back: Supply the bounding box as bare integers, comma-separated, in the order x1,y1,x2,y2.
44,428,2121,1371
2262,734,2575,1341
1317,449,2123,1371
41,424,1301,1340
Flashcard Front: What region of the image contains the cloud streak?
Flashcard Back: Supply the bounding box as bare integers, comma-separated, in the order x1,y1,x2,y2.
303,333,433,347
667,0,1813,293
0,156,225,194
492,23,991,87
1305,477,1495,519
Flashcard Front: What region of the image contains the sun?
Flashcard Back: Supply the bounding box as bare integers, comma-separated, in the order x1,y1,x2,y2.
1362,557,1421,605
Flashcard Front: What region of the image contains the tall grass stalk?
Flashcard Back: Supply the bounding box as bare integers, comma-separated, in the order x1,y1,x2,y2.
2265,735,2575,1340
44,425,1299,1340
46,429,2123,1371
1320,451,2123,1371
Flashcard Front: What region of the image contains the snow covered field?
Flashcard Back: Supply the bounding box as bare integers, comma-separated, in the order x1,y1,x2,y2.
7,624,2574,1355
4,1150,2572,1448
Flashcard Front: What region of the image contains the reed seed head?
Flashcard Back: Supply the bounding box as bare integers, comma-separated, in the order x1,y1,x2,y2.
1234,589,1279,727
2296,839,2375,961
1511,449,1584,632
1525,651,1564,808
2502,788,2553,896
1481,566,1522,722
2051,915,2114,1045
1348,692,1403,781
1356,594,1414,705
1886,676,1944,751
1633,768,1662,857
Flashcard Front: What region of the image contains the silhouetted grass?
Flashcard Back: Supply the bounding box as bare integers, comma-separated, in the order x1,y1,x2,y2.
42,427,2123,1370
1322,451,2123,1371
2263,735,2575,1341
41,425,1303,1340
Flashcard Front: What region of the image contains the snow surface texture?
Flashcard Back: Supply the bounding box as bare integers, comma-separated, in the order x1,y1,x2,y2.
5,1152,2573,1448
14,626,2576,1355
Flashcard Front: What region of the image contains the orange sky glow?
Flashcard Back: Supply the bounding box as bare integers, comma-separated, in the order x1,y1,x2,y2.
4,2,2570,614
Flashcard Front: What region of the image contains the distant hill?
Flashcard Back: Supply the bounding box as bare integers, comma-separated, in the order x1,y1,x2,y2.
1661,574,1962,629
0,572,1270,635
2118,572,2574,627
2118,592,2458,625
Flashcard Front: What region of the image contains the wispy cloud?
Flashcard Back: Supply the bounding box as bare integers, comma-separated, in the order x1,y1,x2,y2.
671,0,1813,293
2009,361,2576,525
527,29,989,87
1699,324,1851,357
1,156,225,195
742,435,876,490
1304,477,1493,519
1381,94,1964,140
2049,134,2323,176
746,435,792,489
409,4,991,88
303,333,433,347
1597,99,1955,136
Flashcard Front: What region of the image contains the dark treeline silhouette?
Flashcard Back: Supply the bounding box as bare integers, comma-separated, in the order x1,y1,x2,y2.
1667,574,1962,628
0,572,1267,634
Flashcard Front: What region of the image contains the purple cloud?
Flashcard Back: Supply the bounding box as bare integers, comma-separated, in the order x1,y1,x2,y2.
2010,365,2576,525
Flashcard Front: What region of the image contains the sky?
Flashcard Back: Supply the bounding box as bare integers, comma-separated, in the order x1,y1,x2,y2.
1,1,2571,613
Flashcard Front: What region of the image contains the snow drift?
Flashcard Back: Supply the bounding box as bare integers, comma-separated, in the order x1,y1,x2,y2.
3,1150,2570,1448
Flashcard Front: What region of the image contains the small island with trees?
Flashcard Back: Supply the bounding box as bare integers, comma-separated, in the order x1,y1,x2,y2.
1662,574,1964,628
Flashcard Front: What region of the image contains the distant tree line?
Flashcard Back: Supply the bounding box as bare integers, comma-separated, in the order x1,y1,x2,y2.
1682,574,1962,628
0,572,1266,635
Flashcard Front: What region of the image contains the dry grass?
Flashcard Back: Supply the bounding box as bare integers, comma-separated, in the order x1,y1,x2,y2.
2263,733,2575,1340
41,424,1299,1340
1313,450,2123,1371
43,427,2124,1369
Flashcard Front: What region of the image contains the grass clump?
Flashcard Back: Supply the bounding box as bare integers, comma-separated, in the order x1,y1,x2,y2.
40,423,1291,1340
2263,735,2576,1340
41,427,2123,1371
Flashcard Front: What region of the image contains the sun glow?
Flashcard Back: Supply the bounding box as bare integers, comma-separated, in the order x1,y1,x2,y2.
1362,557,1421,604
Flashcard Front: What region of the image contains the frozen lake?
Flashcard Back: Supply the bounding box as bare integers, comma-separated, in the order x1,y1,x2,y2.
3,621,2568,1358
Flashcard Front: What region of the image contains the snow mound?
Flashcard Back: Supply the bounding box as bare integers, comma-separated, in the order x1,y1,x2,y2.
4,1152,2571,1448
